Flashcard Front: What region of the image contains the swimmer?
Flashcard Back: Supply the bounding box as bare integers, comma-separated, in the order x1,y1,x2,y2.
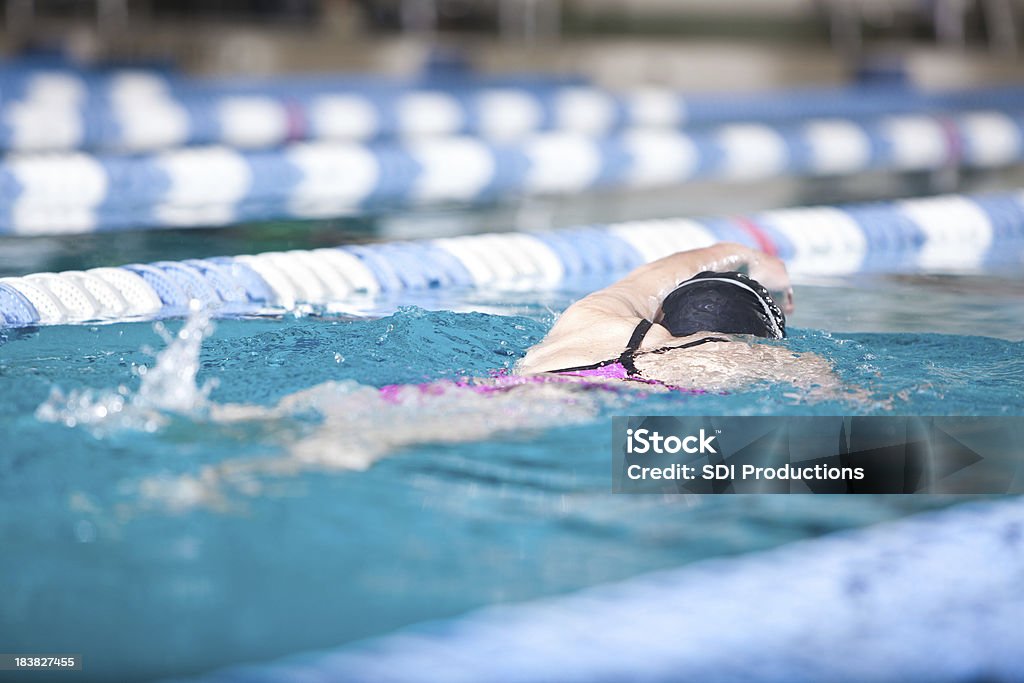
43,243,852,508
518,243,837,392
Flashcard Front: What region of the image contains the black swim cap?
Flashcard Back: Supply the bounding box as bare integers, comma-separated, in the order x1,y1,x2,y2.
659,271,786,339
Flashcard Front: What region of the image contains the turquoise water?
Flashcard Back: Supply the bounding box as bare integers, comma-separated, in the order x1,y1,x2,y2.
1,277,1023,682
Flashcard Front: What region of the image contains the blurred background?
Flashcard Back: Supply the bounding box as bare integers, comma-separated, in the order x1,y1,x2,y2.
2,5,1024,683
3,0,1024,278
6,0,1024,82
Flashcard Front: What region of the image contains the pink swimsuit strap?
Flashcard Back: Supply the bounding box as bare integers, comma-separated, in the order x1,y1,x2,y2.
377,364,702,404
556,362,631,380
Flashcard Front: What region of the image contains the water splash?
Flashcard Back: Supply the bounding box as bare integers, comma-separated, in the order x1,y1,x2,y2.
35,301,218,434
136,304,218,414
33,303,624,510
33,305,877,511
138,378,622,512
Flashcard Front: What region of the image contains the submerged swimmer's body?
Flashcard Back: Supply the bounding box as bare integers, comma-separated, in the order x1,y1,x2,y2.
48,244,850,507
235,244,840,480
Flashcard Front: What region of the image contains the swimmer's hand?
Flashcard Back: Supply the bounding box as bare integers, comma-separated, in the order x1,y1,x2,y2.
518,243,794,375
744,250,794,315
636,242,794,315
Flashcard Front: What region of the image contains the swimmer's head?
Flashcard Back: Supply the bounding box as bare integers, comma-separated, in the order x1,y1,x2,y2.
659,271,786,339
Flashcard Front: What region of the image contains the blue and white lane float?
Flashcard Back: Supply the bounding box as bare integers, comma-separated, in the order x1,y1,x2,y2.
5,108,1024,236
2,190,1023,328
0,62,580,107
168,497,1024,683
8,63,1024,152
0,67,589,152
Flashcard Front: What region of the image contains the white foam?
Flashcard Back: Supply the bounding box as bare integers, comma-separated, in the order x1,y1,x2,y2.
35,305,218,435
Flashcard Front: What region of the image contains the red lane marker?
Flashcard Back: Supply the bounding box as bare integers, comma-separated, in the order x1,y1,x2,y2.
285,99,306,142
936,115,964,167
731,215,778,257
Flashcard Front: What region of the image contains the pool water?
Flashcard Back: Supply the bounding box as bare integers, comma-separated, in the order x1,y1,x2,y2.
1,275,1023,682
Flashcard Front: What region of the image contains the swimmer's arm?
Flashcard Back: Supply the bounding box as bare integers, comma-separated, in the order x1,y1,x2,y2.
558,243,791,327
518,244,791,375
517,313,644,374
609,242,794,317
